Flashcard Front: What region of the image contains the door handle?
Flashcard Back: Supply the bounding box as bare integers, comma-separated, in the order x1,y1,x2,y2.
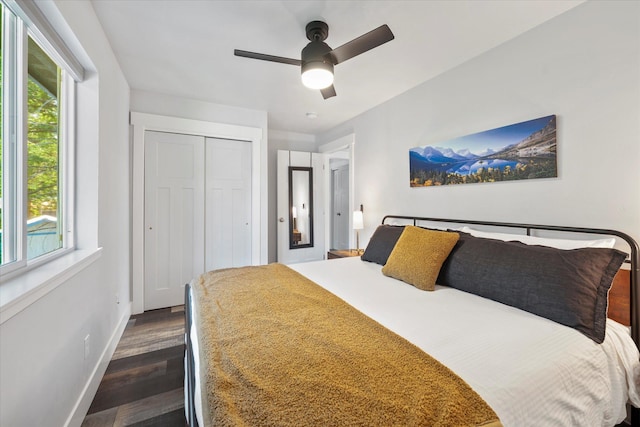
279,217,285,222
337,212,341,216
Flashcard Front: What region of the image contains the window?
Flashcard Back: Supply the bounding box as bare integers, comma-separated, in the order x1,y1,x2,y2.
26,36,62,260
1,0,76,277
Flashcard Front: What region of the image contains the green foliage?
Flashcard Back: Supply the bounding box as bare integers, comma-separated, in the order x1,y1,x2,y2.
27,76,59,218
0,50,60,229
410,158,557,187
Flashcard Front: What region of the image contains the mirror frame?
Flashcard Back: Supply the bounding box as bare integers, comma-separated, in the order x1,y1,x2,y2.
288,166,314,249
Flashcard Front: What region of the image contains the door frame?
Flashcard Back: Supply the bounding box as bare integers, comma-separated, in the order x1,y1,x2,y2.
131,112,264,314
319,134,355,253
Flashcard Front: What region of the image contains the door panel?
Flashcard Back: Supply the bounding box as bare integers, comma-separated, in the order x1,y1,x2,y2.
144,131,205,310
331,164,350,250
277,150,324,264
205,138,252,271
208,187,224,269
232,187,250,263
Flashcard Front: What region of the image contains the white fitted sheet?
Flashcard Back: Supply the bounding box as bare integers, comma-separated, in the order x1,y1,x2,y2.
190,257,640,426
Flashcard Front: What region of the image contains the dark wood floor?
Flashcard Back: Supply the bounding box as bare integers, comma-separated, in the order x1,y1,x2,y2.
82,306,187,427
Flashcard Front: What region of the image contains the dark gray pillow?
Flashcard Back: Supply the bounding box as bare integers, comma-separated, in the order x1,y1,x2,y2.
437,232,627,343
361,225,405,265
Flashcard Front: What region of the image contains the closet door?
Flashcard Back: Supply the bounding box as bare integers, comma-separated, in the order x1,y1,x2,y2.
205,138,252,271
144,131,205,310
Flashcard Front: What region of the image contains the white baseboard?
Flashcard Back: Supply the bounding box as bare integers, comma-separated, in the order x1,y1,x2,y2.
64,302,132,427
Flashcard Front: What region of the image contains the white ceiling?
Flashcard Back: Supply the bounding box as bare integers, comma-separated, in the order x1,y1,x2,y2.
91,0,582,135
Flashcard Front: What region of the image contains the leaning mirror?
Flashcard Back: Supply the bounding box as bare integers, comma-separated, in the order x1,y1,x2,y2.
289,166,314,249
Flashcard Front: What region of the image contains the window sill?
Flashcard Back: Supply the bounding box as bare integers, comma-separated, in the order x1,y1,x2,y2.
0,248,103,324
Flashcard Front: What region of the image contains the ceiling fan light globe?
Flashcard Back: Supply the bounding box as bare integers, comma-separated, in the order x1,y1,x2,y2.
301,68,334,90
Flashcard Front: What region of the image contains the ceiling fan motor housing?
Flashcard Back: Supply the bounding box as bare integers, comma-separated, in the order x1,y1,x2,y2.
302,21,334,67
305,21,329,42
301,40,334,68
302,20,334,75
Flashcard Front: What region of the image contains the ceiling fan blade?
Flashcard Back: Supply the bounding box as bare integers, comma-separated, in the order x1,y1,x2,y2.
321,85,336,99
329,25,394,65
234,49,302,66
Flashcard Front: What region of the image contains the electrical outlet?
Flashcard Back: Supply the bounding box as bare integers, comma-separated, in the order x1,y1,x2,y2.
84,334,90,359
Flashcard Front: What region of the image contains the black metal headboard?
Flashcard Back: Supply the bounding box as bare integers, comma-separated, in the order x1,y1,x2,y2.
382,215,640,347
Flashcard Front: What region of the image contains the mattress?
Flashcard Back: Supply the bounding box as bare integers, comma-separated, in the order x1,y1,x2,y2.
189,257,640,426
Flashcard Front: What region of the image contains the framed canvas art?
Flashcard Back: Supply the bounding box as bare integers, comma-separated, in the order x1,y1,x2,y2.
410,115,557,187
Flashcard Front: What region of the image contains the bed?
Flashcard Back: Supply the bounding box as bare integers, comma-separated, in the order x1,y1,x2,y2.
184,215,640,426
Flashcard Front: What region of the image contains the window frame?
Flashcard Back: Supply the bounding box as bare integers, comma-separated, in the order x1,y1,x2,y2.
0,1,76,280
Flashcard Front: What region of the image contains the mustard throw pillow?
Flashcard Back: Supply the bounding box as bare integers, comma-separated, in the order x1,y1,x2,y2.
382,226,459,291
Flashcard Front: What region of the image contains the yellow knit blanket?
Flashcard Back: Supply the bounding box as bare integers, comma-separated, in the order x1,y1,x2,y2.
192,263,501,427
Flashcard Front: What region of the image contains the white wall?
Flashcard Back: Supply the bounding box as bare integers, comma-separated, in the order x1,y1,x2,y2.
130,89,268,131
318,1,640,249
0,1,131,426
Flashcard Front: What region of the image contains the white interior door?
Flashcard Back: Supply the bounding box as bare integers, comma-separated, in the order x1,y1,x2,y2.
331,163,350,250
205,138,252,271
320,137,355,254
277,150,324,264
144,131,205,310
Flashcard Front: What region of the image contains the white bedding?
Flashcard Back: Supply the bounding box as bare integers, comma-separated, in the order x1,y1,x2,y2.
190,257,640,426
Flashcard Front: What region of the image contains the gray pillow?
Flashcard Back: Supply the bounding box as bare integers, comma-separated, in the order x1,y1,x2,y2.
437,232,627,343
361,225,405,265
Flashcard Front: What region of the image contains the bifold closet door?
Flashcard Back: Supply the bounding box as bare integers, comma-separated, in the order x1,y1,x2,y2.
144,131,205,311
205,138,252,271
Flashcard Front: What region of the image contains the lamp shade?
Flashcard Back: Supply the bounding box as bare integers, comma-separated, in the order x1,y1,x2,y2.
301,66,334,89
353,210,364,230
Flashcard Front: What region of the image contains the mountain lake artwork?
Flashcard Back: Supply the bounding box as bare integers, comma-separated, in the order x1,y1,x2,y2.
410,115,557,187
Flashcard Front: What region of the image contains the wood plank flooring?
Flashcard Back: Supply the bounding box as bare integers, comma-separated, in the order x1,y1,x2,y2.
82,306,187,427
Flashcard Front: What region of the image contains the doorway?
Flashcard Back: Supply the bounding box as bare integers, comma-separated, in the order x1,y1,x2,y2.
330,159,349,250
319,134,355,253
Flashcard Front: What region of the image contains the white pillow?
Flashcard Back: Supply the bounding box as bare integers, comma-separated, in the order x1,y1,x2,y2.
459,226,616,250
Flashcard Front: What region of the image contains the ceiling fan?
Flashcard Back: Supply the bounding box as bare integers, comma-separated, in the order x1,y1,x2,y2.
234,21,394,99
